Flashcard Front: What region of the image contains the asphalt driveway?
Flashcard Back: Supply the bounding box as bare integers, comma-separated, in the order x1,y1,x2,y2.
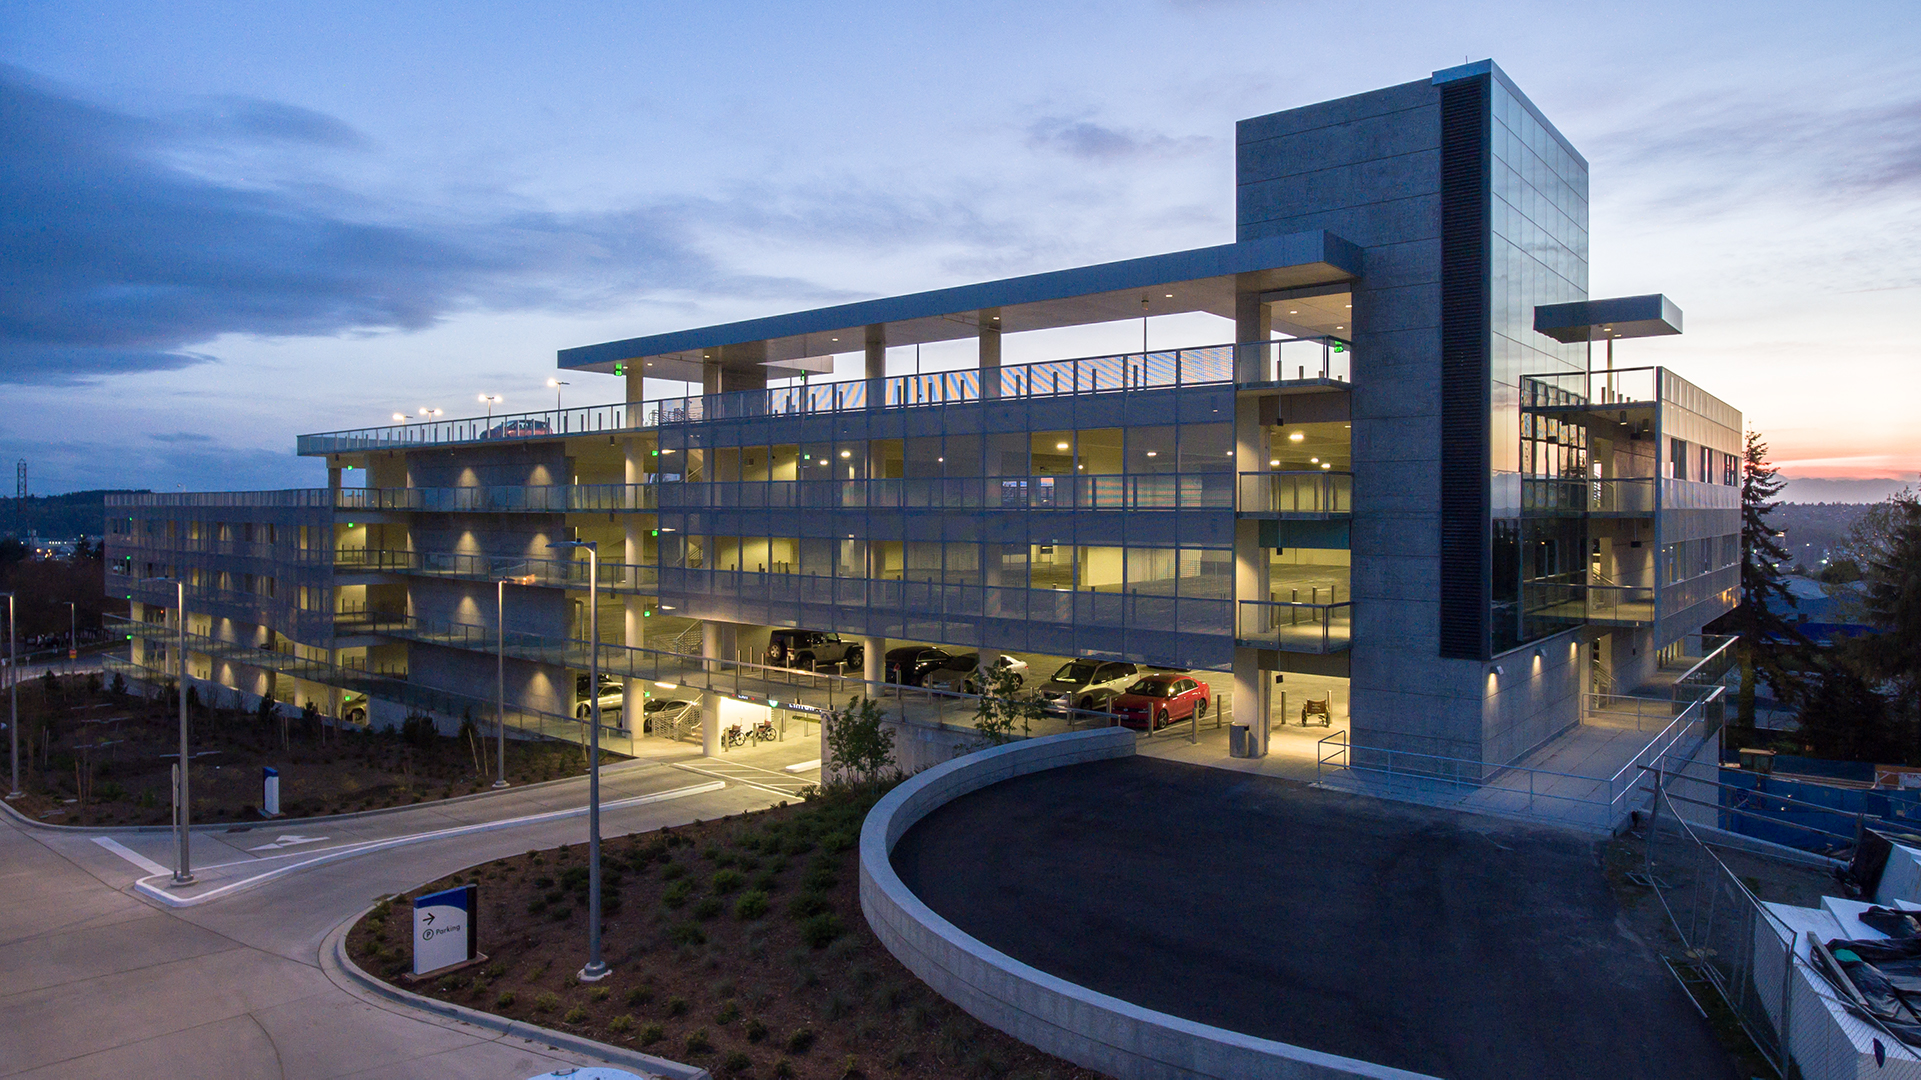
889,755,1734,1080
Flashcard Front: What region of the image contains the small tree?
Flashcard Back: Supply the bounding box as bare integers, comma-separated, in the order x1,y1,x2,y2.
824,695,894,787
1797,658,1896,762
1852,488,1921,742
972,663,1045,746
1709,432,1808,726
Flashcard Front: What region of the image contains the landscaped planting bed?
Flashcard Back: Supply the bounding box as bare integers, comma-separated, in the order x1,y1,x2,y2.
4,673,615,826
348,787,1105,1080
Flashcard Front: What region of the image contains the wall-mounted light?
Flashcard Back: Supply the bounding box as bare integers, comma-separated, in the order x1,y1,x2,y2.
1492,664,1505,676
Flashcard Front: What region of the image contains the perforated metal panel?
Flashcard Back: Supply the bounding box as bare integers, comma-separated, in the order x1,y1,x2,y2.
1438,75,1491,660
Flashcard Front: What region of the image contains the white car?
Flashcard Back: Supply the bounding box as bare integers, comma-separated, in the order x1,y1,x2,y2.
643,697,699,740
922,653,1030,694
575,674,624,720
1034,659,1140,714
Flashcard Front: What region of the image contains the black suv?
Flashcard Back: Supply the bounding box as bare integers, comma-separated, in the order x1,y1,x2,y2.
766,629,864,671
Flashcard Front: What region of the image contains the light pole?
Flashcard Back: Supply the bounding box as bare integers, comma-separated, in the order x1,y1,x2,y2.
149,577,193,885
4,591,18,799
548,539,608,982
479,394,502,422
64,601,75,679
547,378,570,414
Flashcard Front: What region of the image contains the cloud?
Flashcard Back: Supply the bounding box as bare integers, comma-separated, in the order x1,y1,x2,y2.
1025,117,1208,162
0,67,835,386
146,431,215,443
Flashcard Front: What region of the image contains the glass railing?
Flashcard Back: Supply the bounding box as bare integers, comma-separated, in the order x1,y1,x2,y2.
1520,366,1662,410
106,535,329,563
296,338,1350,455
1521,477,1656,515
1235,599,1352,652
333,547,659,591
336,483,659,514
105,489,335,509
1237,471,1352,515
664,473,1235,512
1584,584,1657,625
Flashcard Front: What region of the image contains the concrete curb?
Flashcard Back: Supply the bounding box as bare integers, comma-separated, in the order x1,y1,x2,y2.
859,729,1443,1080
321,907,711,1080
0,753,688,835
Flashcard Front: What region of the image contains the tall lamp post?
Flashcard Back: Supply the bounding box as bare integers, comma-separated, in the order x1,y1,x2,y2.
547,378,570,415
149,577,193,885
4,591,19,799
479,394,503,422
548,539,608,982
64,601,76,679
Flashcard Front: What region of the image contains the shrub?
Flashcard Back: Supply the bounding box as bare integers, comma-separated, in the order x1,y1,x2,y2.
662,880,693,908
669,923,706,946
668,995,689,1017
495,991,516,1008
661,862,687,881
717,999,740,1024
800,913,845,949
693,897,723,920
786,893,829,920
819,830,855,854
734,890,770,920
640,1023,664,1045
533,992,560,1013
773,1059,795,1079
746,1017,769,1043
625,986,654,1007
711,868,744,894
786,1027,817,1054
823,694,894,785
609,1014,634,1033
802,867,838,893
589,986,610,1002
400,712,438,749
685,1028,712,1053
720,1050,752,1074
563,1006,587,1024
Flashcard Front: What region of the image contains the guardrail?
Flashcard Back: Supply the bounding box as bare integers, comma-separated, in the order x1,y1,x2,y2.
105,489,334,509
296,338,1351,456
1521,477,1656,515
1237,471,1352,515
1236,599,1350,653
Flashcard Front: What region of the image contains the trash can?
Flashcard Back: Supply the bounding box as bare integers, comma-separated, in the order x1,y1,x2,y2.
1229,722,1252,758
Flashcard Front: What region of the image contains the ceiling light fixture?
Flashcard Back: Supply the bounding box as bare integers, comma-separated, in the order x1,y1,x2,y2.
1288,432,1305,442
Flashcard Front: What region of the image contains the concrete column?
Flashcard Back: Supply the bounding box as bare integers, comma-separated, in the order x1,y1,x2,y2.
702,353,722,396
625,365,644,405
1233,292,1273,383
700,621,735,757
1232,647,1272,756
129,600,146,668
978,311,1002,399
864,324,887,407
623,439,646,734
862,635,884,692
327,465,342,491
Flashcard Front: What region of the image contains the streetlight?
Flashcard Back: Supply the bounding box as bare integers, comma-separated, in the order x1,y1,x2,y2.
547,378,570,414
3,591,18,799
548,539,608,982
147,577,193,886
478,394,502,422
419,407,443,422
493,573,536,789
64,601,76,679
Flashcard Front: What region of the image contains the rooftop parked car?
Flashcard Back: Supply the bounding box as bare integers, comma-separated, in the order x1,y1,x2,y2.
766,629,863,671
482,418,552,439
884,645,952,686
1034,659,1140,714
1108,674,1211,731
922,652,1031,694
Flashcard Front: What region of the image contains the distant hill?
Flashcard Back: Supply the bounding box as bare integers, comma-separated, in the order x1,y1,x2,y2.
1780,476,1915,504
3,490,146,539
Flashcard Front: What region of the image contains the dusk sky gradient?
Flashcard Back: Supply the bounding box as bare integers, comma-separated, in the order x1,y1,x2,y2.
2,1,1916,500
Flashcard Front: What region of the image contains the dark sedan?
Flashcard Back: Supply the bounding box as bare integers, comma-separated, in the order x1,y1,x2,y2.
884,645,952,686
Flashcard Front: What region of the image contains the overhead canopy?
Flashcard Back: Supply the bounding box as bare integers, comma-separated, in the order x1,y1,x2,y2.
1533,294,1683,343
558,231,1362,380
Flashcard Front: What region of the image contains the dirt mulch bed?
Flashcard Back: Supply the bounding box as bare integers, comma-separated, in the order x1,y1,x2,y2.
349,787,1107,1080
5,674,619,827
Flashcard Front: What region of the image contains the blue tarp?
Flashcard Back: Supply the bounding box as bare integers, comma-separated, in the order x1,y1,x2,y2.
1719,768,1921,852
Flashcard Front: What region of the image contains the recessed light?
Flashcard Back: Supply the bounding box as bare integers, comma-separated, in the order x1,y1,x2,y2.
1289,310,1298,314
1344,304,1352,308
1288,432,1304,442
1310,456,1319,463
1055,442,1069,450
1269,459,1280,466
1321,463,1331,469
1145,451,1158,457
1165,293,1173,298
839,450,851,458
1335,325,1345,329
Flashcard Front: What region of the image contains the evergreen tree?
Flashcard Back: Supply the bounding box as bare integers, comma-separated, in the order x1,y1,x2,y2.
1709,432,1807,725
1853,488,1921,736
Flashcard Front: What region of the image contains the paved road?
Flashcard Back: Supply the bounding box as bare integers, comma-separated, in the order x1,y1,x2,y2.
1,739,819,1079
891,755,1738,1080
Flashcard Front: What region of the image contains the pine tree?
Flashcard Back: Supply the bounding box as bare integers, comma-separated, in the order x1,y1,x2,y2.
1709,431,1807,725
1853,488,1921,735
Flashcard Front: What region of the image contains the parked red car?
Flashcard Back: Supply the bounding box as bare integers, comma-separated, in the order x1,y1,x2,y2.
1108,674,1211,731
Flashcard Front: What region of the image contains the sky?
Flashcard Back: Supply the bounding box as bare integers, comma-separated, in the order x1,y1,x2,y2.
2,1,1917,501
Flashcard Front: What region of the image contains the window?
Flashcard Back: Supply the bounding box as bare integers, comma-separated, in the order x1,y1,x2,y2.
1669,438,1688,481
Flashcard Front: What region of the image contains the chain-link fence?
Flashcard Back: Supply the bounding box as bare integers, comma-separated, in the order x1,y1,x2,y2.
1641,760,1921,1079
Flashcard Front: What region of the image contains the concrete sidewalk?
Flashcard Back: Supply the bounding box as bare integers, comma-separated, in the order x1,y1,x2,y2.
0,755,784,1078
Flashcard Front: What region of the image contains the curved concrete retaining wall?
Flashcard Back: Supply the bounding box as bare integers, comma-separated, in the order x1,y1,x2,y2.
859,729,1440,1080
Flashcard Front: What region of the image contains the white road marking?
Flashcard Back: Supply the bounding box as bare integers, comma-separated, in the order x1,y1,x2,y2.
93,836,170,877
132,780,727,908
783,759,823,773
674,760,814,796
247,834,329,851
